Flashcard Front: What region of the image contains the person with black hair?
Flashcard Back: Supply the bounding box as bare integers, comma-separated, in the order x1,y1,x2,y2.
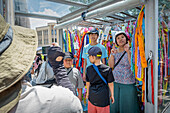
108,31,139,113
82,28,108,82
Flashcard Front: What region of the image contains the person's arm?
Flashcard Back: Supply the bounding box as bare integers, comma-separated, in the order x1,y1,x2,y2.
86,82,90,99
101,45,107,64
108,54,115,69
78,88,82,101
108,43,117,69
108,82,114,104
83,59,87,81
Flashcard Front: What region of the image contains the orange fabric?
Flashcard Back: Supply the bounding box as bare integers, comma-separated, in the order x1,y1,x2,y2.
138,11,147,68
135,5,147,79
142,69,145,102
76,33,86,68
135,28,138,78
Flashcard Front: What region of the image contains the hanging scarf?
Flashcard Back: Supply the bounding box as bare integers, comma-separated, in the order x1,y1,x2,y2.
134,6,147,80
131,20,137,75
63,31,67,52
158,13,169,104
76,33,86,68
69,30,74,55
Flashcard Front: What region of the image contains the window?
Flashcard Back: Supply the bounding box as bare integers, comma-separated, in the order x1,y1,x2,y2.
37,31,42,45
43,30,48,45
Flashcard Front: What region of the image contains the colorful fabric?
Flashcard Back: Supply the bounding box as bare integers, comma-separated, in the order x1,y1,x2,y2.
112,51,135,84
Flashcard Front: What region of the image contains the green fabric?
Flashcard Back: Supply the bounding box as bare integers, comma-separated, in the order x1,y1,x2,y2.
110,82,140,113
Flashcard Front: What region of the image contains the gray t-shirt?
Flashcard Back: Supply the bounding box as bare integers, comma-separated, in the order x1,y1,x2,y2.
11,85,82,113
66,67,84,93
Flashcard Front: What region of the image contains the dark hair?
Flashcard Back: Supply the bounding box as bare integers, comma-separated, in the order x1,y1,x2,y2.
89,33,99,36
115,33,129,46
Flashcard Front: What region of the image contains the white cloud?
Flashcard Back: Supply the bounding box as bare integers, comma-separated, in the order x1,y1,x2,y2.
29,8,58,29
39,2,51,9
30,18,56,29
33,8,60,17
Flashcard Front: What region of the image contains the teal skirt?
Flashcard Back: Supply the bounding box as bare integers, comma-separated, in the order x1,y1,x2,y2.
110,82,140,113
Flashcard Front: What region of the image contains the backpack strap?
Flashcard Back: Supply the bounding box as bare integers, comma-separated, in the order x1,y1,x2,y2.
92,64,107,85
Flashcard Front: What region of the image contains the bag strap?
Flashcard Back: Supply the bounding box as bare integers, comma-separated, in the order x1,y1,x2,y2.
114,51,126,68
92,64,107,85
67,68,73,75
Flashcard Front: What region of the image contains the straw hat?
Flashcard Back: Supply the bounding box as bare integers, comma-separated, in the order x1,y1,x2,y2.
0,15,38,112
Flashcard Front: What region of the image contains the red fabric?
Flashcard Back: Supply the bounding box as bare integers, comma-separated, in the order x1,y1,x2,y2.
151,60,154,104
76,33,85,68
88,101,110,113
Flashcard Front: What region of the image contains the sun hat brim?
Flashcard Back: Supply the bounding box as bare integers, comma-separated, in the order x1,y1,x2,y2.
0,25,38,92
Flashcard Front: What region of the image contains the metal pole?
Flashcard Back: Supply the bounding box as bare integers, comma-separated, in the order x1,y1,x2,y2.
6,0,15,25
59,29,63,49
145,0,158,113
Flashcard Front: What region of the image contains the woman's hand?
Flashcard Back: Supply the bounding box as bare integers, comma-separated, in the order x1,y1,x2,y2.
124,42,130,52
111,43,117,54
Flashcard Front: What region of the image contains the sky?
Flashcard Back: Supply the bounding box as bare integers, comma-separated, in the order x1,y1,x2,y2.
26,0,73,29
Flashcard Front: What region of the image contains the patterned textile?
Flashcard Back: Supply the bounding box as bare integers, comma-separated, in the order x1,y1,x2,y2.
112,51,135,84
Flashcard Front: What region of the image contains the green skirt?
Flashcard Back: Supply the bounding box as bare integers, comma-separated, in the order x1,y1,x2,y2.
110,82,140,113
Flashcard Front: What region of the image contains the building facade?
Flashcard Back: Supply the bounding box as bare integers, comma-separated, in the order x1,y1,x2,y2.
36,23,58,47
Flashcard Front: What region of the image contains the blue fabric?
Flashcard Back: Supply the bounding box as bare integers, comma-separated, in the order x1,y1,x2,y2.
82,43,108,68
92,64,107,84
